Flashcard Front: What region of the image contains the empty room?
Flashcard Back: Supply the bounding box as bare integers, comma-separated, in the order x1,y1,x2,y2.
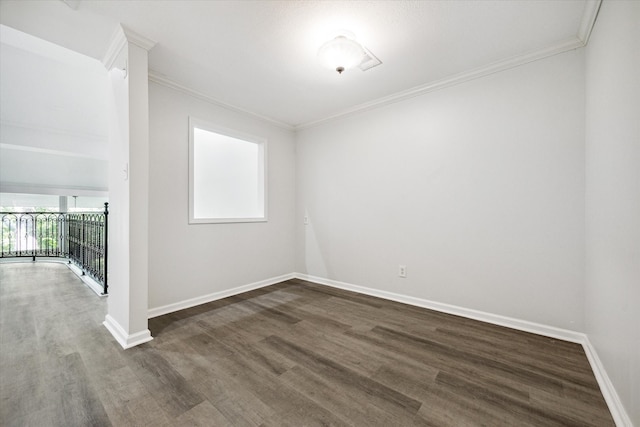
0,0,638,426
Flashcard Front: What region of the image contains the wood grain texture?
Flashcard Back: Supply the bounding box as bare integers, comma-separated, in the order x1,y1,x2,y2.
0,264,615,426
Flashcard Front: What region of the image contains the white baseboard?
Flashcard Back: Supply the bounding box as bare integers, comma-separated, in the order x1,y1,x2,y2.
140,270,632,426
147,273,296,319
66,262,107,297
581,336,634,427
294,273,633,427
294,273,585,343
103,314,153,349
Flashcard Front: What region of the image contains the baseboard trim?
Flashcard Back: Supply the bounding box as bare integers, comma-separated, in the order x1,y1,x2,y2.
140,270,632,425
66,262,107,297
294,273,632,426
147,273,296,319
295,273,584,343
581,336,633,427
103,314,153,349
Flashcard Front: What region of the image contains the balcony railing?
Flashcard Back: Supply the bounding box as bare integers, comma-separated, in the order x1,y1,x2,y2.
1,203,108,294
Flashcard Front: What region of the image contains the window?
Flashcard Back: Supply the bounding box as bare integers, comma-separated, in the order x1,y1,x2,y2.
189,118,267,224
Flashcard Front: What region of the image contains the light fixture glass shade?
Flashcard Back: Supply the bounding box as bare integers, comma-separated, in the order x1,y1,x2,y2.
318,35,365,73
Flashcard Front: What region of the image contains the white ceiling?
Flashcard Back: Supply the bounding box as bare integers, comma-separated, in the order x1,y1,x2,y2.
0,0,596,128
0,24,108,159
0,24,109,196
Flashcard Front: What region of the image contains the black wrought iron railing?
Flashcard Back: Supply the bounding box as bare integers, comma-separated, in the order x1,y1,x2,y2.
1,203,109,294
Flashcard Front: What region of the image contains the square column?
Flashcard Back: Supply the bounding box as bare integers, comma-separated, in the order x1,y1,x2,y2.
102,25,155,349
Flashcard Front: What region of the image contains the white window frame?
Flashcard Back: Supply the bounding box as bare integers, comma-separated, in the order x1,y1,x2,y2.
188,117,268,224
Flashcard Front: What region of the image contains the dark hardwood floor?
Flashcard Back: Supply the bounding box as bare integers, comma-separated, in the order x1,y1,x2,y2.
0,263,615,426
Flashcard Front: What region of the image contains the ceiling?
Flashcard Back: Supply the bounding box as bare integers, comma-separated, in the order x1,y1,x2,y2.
0,25,108,159
0,0,597,129
0,24,109,195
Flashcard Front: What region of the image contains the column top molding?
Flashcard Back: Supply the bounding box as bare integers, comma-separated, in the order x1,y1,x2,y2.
102,24,156,70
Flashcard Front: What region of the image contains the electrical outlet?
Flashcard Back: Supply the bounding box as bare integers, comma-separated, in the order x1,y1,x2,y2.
304,215,309,225
398,265,407,278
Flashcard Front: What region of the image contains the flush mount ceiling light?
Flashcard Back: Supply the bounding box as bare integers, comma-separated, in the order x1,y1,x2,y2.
318,33,366,74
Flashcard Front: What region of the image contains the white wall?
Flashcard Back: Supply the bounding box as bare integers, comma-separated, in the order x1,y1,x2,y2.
585,1,640,425
148,82,296,310
296,49,586,331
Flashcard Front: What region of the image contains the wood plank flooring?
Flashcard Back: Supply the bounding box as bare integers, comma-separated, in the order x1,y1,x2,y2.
0,263,615,426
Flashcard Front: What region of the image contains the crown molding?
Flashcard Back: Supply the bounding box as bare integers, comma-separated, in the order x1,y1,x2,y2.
148,31,585,133
297,37,584,130
101,26,127,70
148,71,295,131
578,0,602,45
142,0,602,132
102,25,156,69
297,1,602,130
121,25,156,51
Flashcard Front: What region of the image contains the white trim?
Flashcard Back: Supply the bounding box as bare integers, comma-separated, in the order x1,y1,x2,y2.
103,314,153,349
101,26,127,70
188,117,268,225
149,38,584,133
297,37,584,130
295,273,584,343
578,0,603,45
102,25,156,70
294,273,632,425
581,336,634,427
0,257,67,264
147,273,295,318
66,262,107,297
121,25,156,51
298,2,604,129
148,71,294,131
144,3,601,131
142,269,632,424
